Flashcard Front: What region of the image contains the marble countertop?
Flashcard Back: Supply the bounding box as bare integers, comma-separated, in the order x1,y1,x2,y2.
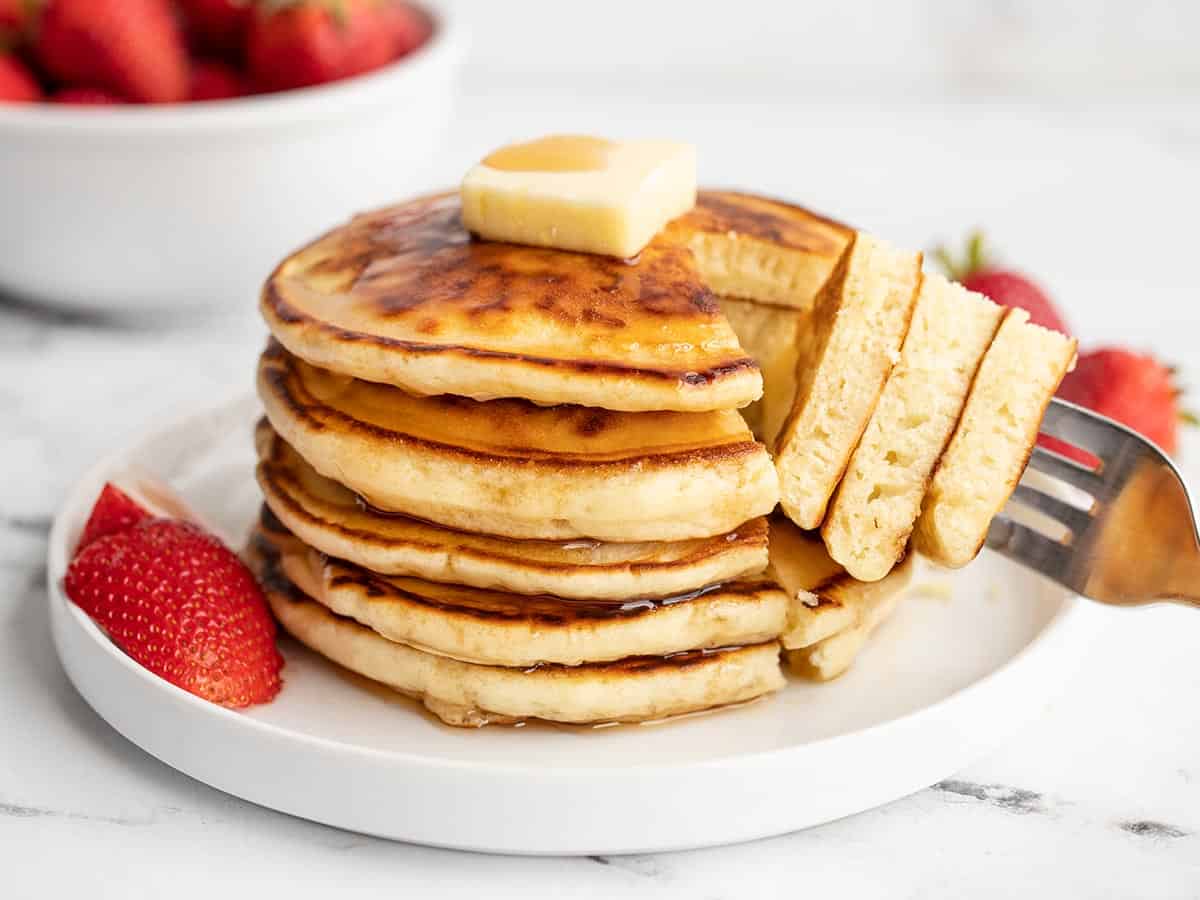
3,84,1199,898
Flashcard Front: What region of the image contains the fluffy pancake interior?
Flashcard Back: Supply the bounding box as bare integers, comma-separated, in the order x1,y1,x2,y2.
914,308,1077,568
716,296,804,446
767,516,914,651
671,191,853,309
774,233,923,530
822,273,1005,581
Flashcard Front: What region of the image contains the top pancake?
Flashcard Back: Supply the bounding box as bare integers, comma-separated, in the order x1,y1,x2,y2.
261,191,763,412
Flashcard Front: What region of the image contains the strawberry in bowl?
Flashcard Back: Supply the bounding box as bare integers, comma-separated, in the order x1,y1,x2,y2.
0,0,459,316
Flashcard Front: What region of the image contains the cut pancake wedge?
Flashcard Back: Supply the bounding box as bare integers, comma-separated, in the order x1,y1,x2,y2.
257,519,788,668
256,422,769,600
913,308,1077,568
253,548,785,727
257,342,780,542
768,516,914,652
261,192,761,412
822,274,1005,581
774,234,923,529
785,580,906,682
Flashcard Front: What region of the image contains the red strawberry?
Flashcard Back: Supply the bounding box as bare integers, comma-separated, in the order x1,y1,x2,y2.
1055,349,1193,457
65,518,283,708
77,482,151,549
379,1,430,57
0,52,40,100
935,232,1070,335
36,0,189,104
247,0,394,93
178,0,251,54
0,0,36,49
189,58,244,100
53,85,125,103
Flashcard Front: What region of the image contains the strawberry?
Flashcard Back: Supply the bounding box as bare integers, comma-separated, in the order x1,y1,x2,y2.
934,231,1071,335
189,58,245,100
178,0,251,54
0,52,40,100
380,1,430,57
53,85,125,103
0,0,36,49
1055,348,1193,457
65,518,283,708
246,0,395,93
36,0,189,104
77,482,151,549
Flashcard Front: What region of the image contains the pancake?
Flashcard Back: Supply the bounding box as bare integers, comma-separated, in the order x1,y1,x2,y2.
257,342,780,542
716,296,804,446
670,191,853,309
822,273,1005,581
914,308,1077,568
785,580,904,682
767,515,914,651
256,421,769,599
261,191,762,413
258,519,788,668
773,234,923,529
252,545,785,727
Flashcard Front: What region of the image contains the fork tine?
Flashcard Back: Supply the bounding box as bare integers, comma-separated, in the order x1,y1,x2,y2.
1040,398,1125,461
985,514,1079,588
1027,445,1104,494
1009,483,1094,538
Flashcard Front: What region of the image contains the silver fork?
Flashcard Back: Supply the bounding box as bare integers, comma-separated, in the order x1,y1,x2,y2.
986,398,1200,607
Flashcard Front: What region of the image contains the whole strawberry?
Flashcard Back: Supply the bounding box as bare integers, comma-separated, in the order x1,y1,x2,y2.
0,52,40,101
178,0,252,54
1057,348,1193,456
247,0,394,93
935,231,1071,335
66,518,283,708
36,0,189,104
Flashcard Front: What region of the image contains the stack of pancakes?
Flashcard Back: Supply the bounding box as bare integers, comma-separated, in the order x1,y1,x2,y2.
248,184,1062,726
250,190,859,727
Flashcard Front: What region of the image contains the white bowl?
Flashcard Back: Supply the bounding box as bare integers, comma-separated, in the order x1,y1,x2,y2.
0,3,464,317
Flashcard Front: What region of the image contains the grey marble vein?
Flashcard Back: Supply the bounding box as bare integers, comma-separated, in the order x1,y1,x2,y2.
931,779,1047,814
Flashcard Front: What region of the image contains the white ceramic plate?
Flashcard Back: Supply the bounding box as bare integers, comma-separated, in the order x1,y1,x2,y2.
47,395,1102,855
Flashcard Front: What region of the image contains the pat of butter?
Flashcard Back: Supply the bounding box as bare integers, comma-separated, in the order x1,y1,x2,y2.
460,135,697,259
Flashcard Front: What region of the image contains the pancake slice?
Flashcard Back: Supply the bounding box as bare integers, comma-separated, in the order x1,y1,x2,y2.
256,421,769,600
767,516,914,651
252,546,785,727
774,234,923,529
258,517,788,668
669,191,853,309
262,192,761,412
785,581,905,682
822,274,1005,581
258,342,780,542
913,308,1077,568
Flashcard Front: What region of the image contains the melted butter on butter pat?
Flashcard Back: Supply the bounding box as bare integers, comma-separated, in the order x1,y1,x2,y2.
460,135,697,259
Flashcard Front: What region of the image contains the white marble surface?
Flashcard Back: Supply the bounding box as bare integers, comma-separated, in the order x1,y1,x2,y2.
3,80,1200,897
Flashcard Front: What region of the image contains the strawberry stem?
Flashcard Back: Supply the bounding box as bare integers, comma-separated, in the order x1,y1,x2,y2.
931,230,991,282
1181,410,1199,428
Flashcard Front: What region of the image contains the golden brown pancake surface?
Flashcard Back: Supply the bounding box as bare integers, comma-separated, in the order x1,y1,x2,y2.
262,192,762,412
